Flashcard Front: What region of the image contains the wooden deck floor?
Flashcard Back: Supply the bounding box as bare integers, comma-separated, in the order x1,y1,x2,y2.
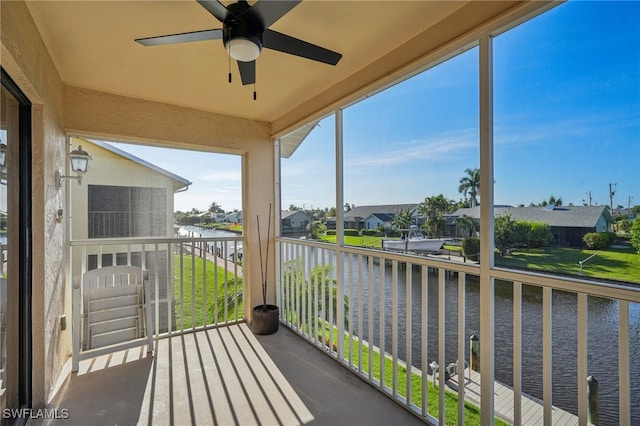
448,368,580,425
40,323,422,426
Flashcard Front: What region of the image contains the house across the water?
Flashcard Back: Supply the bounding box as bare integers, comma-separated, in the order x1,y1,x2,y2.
281,210,311,231
448,205,615,247
343,204,420,230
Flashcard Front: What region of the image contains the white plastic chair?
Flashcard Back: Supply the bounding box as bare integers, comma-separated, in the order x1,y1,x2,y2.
72,266,153,372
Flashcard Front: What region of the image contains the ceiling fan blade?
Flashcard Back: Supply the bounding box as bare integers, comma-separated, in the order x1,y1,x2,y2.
250,0,301,29
135,29,222,46
263,30,342,65
197,0,233,23
237,60,256,85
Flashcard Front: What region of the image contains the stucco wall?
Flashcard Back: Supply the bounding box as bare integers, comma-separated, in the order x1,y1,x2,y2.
67,138,183,281
68,138,179,241
1,0,68,407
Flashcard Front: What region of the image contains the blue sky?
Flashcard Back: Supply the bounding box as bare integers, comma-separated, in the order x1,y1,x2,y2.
113,1,639,213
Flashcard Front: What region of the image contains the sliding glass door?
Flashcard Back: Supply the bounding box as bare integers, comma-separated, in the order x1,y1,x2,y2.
1,68,33,417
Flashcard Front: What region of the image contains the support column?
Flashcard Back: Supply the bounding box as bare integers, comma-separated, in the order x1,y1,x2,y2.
274,139,282,312
479,34,495,426
335,109,345,360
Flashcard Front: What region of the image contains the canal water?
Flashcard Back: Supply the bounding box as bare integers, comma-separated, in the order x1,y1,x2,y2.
177,225,242,259
338,253,640,425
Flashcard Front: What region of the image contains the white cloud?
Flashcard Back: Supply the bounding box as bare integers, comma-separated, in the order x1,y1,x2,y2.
346,128,477,169
199,170,242,182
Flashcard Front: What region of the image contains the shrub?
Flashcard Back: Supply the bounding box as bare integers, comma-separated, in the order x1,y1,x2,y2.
617,217,631,232
583,232,601,249
583,232,614,250
462,237,480,261
631,217,640,254
496,216,553,252
344,229,360,236
603,232,617,246
326,230,336,236
494,214,516,255
308,221,327,239
526,222,554,248
362,229,378,236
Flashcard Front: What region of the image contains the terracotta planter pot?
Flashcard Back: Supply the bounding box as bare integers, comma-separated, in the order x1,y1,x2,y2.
251,304,279,335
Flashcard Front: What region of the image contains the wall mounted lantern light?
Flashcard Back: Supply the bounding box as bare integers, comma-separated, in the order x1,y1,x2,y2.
55,145,92,190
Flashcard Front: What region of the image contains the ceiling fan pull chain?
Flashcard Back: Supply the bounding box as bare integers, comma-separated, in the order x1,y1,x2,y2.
228,41,232,83
253,64,257,100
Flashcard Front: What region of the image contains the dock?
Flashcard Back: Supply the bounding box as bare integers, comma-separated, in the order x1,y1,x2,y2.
447,368,579,425
181,241,243,278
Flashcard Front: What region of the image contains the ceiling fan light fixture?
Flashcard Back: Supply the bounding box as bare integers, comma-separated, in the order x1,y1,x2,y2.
225,37,261,62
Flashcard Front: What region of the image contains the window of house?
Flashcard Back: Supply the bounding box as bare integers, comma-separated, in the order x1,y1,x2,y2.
88,185,167,238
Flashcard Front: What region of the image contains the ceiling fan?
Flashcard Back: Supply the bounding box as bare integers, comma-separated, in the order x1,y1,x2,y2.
135,0,342,87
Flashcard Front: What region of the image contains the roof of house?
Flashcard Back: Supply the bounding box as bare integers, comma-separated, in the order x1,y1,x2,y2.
281,210,311,219
87,139,191,191
344,204,419,222
451,205,615,228
366,213,395,222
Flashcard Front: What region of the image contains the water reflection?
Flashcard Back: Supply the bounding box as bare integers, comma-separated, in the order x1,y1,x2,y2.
178,225,242,260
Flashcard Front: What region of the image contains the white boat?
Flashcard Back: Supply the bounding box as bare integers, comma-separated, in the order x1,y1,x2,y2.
382,226,445,253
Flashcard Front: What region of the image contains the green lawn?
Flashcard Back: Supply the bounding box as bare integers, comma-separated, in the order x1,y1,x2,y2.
173,254,244,329
195,223,243,233
313,323,508,426
318,235,639,283
320,234,384,248
495,246,640,283
226,224,243,232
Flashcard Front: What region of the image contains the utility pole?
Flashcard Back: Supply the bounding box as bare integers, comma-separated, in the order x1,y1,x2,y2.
609,183,616,212
585,190,593,206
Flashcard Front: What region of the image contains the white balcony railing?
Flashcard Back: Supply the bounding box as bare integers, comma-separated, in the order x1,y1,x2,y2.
70,236,244,341
277,238,640,425
69,236,639,424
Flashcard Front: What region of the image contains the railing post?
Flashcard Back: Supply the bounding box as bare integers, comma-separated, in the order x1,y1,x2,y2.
587,375,599,425
430,362,438,386
72,277,81,372
470,334,479,381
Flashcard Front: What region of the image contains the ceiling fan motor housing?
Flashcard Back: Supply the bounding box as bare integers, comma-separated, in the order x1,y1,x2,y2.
223,2,264,62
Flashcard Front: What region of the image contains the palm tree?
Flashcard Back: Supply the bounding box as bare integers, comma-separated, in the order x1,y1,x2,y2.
456,215,476,238
458,167,480,207
208,201,223,213
391,207,413,231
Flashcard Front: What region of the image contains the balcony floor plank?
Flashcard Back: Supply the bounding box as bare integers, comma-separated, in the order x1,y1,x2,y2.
39,323,423,426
